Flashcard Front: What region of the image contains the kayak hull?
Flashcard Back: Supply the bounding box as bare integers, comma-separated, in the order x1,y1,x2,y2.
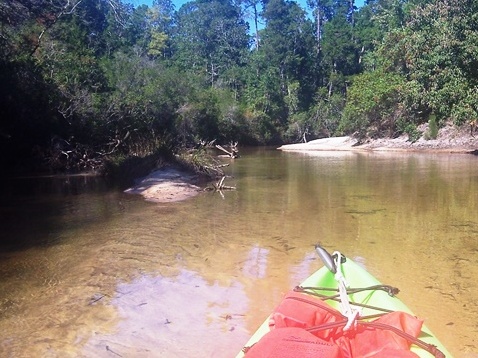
237,256,452,357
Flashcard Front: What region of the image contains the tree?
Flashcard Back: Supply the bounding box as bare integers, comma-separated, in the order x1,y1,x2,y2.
253,0,315,112
377,0,478,124
320,0,359,96
173,0,250,87
307,0,334,54
353,1,384,67
340,70,405,138
242,0,262,50
124,5,152,56
147,0,175,58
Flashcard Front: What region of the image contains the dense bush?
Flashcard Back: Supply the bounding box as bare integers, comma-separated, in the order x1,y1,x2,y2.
340,71,405,139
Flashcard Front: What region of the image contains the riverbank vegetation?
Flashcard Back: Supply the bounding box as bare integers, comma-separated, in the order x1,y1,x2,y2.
1,0,477,174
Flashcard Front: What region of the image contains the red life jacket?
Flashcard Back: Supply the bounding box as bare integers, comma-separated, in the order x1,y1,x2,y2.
244,327,342,358
245,291,424,358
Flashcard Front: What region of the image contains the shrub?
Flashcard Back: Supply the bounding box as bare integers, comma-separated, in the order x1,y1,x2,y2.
340,71,405,139
424,114,438,140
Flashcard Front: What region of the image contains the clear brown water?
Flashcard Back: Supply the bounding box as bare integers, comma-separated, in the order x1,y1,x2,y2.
1,149,477,357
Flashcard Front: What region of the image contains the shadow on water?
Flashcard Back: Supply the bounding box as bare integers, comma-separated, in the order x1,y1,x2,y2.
0,175,124,251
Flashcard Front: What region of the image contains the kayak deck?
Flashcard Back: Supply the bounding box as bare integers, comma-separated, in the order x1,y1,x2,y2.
237,256,452,357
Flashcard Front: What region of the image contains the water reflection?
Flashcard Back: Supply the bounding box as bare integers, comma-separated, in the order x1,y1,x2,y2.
83,270,250,358
242,246,269,279
0,150,478,357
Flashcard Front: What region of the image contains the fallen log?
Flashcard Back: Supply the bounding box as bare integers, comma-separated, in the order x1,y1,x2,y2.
215,142,239,158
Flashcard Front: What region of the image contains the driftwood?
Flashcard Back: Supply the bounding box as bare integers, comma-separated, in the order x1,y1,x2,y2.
214,176,236,191
46,136,103,171
204,176,236,198
199,139,217,147
215,142,239,158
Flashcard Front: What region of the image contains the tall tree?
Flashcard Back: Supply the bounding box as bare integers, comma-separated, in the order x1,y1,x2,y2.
125,5,151,56
148,0,175,58
307,0,334,54
245,0,315,138
353,0,384,67
242,0,262,50
320,0,359,96
173,0,250,87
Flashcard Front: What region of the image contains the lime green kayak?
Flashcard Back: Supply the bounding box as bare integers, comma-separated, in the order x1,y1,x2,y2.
237,246,452,357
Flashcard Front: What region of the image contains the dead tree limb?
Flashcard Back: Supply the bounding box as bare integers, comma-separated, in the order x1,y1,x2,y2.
213,176,236,191
215,142,239,158
216,144,233,157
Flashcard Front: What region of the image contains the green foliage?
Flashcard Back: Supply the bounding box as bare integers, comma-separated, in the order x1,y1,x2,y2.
377,0,478,124
243,0,316,140
318,0,361,96
288,90,345,141
146,0,175,58
99,52,188,151
450,87,478,126
2,0,478,172
248,112,282,144
340,70,405,138
176,89,221,144
396,119,421,143
321,13,359,78
424,114,438,140
285,111,308,142
174,0,249,86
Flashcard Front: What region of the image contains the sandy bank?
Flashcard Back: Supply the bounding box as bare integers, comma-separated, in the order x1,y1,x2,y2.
279,124,478,154
278,136,359,151
124,167,202,203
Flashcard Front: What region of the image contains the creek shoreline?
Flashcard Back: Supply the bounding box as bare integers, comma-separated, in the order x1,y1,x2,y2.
279,123,478,155
127,124,478,203
278,135,478,154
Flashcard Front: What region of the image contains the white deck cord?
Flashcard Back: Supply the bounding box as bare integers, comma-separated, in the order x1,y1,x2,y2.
333,251,361,331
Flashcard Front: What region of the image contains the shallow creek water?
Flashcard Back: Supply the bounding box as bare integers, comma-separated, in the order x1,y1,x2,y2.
0,148,477,357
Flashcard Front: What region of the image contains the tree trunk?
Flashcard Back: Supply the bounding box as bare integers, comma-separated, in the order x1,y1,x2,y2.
316,3,321,54
253,2,260,50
